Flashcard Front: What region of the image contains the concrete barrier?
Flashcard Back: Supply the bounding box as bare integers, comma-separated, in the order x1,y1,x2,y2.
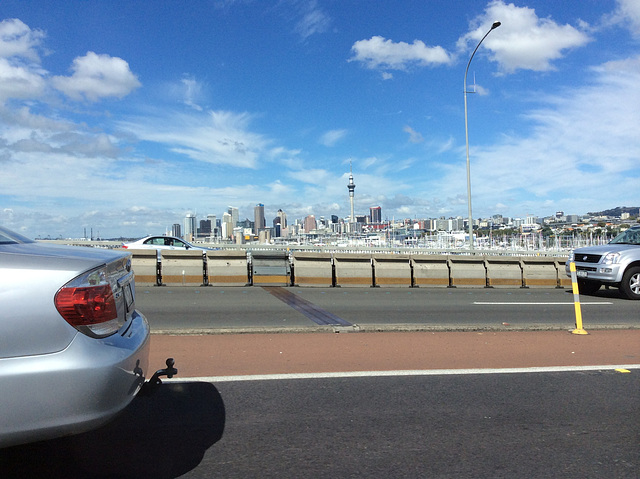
373,254,412,287
128,249,160,286
207,250,249,286
292,252,333,287
251,251,290,286
448,256,487,288
160,250,206,286
556,257,572,288
411,255,450,287
486,257,523,288
522,257,561,288
334,253,373,287
127,248,569,290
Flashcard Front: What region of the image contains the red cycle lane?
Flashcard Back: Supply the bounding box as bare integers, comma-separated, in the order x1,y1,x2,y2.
149,329,640,378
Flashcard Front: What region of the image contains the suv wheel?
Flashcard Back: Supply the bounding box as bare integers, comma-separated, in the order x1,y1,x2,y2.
620,266,640,300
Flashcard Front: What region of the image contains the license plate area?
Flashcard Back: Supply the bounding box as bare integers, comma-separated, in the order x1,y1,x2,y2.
123,282,135,311
576,270,588,278
118,272,135,312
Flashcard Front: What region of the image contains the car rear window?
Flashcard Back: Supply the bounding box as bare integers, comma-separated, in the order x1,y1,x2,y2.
0,227,35,244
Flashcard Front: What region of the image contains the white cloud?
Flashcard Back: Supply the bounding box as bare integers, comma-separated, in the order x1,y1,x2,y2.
294,0,331,40
51,51,141,101
0,58,46,101
0,19,47,102
435,54,640,217
319,128,347,147
603,0,640,37
403,126,424,144
616,0,640,35
350,36,452,71
0,18,44,62
181,76,204,111
460,0,592,74
351,1,591,76
287,168,330,184
117,109,270,168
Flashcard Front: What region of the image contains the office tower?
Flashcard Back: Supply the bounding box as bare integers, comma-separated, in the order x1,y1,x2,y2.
171,224,181,237
276,209,287,228
227,207,239,228
222,212,233,239
254,203,265,234
370,206,382,224
347,162,356,223
273,215,282,237
207,214,217,236
184,212,196,240
304,215,317,233
199,219,211,234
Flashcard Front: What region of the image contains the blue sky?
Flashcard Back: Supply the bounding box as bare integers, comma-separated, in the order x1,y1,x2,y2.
1,0,639,238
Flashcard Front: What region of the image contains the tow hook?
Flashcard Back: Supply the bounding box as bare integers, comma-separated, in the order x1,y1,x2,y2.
144,358,178,390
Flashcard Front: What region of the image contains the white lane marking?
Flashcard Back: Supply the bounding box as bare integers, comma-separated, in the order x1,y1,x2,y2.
474,302,613,305
165,364,640,383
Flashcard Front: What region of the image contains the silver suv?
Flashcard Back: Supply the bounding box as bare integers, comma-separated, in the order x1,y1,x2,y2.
566,224,640,300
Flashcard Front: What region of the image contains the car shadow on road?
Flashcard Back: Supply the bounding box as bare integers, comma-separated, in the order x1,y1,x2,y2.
0,381,225,478
567,285,625,300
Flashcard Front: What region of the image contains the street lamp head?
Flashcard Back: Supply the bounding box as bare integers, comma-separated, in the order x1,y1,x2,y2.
491,21,501,30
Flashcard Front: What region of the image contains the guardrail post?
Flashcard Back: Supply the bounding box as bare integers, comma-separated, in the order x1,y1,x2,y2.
156,255,162,286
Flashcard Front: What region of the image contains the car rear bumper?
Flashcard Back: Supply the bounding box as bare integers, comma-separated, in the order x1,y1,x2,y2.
0,310,150,448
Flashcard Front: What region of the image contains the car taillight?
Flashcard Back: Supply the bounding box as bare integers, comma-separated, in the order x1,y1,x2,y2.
55,266,124,338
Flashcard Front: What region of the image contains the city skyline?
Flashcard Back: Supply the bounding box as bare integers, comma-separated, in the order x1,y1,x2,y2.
173,202,638,242
1,1,639,239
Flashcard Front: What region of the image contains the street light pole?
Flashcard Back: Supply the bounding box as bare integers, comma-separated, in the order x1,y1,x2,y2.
464,21,500,252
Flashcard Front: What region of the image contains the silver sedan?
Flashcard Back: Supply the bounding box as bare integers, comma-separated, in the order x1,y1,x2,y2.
0,226,152,448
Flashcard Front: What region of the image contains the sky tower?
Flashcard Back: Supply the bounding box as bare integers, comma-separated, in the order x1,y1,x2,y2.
347,161,356,223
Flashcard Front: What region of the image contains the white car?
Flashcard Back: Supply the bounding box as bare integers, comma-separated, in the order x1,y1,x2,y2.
122,235,211,252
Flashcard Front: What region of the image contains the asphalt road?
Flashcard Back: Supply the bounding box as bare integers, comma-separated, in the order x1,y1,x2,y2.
136,285,639,332
3,286,638,478
3,371,638,478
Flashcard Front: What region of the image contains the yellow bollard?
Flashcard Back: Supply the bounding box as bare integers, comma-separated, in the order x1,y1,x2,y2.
569,261,588,335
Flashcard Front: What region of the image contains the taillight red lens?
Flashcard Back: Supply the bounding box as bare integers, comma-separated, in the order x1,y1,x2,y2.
55,284,118,326
55,266,124,338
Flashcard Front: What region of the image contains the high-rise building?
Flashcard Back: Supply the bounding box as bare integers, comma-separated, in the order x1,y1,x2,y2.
227,207,239,228
184,212,196,240
276,209,287,228
222,212,233,239
370,206,382,224
199,219,211,235
172,224,181,237
254,203,265,234
207,214,217,236
304,215,317,233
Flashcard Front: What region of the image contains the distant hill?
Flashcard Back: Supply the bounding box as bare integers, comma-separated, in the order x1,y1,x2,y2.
587,206,639,217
